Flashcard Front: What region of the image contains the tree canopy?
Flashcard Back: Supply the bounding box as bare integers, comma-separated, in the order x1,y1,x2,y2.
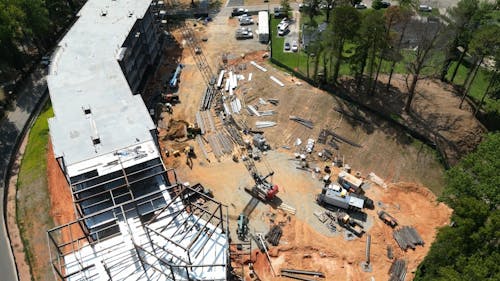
415,133,500,281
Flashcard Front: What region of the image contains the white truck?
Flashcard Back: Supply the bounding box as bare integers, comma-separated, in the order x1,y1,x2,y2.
258,11,269,43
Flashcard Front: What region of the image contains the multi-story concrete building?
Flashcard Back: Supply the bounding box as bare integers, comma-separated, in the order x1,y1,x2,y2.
46,1,228,280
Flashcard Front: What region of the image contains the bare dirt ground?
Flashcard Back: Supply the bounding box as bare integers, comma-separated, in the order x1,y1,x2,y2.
340,74,486,166
155,10,453,281
250,181,451,281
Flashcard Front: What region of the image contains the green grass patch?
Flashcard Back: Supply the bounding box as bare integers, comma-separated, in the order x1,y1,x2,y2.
17,103,55,281
446,61,500,113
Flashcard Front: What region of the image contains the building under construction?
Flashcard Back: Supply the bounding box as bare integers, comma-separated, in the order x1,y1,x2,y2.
46,0,229,280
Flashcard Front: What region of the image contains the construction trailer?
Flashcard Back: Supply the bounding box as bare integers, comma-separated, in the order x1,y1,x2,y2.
258,11,269,43
338,171,364,193
45,0,229,280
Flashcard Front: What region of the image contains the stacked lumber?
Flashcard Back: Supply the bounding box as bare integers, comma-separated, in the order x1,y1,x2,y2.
389,259,407,281
265,225,283,246
393,226,425,250
278,203,296,215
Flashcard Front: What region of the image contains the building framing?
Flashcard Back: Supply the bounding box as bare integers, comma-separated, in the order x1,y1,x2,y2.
45,0,229,280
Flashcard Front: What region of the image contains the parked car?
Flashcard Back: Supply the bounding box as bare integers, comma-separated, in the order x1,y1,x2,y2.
418,4,433,12
355,3,367,9
232,8,248,17
380,1,391,8
284,42,291,51
291,41,298,52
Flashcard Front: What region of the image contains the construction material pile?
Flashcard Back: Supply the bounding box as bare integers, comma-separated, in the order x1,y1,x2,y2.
289,115,313,129
393,226,424,250
265,225,283,246
313,211,337,233
280,269,325,280
389,259,407,281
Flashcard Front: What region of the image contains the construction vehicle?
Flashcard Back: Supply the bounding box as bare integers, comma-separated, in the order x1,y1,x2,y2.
316,184,364,211
378,210,398,228
338,213,364,237
184,145,194,156
161,93,179,104
243,158,279,201
186,124,201,139
236,214,249,240
244,170,279,201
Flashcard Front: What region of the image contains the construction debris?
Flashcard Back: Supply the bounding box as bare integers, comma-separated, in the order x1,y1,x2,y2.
250,61,267,72
289,116,313,129
265,225,283,246
393,226,425,250
247,105,261,116
389,259,407,281
256,121,277,129
368,172,388,188
270,75,285,87
267,98,279,106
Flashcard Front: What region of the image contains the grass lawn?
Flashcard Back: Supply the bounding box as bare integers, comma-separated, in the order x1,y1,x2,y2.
446,61,499,113
16,103,55,281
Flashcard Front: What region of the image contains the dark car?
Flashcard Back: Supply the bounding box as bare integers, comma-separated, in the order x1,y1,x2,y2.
284,42,291,51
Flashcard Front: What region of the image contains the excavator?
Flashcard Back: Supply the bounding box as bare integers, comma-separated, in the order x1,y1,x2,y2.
244,170,279,201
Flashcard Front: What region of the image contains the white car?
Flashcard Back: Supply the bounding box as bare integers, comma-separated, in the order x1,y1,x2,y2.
419,4,433,12
355,3,367,9
291,41,298,52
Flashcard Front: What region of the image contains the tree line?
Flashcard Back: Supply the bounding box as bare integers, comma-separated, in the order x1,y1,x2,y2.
0,0,84,77
300,0,499,113
415,132,500,280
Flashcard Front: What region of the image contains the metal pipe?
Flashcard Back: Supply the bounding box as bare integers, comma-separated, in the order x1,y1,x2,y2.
280,272,316,281
280,269,325,278
366,234,371,264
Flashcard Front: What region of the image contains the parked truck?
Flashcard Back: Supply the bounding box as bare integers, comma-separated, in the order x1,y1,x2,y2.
258,11,269,43
316,184,364,211
338,171,364,194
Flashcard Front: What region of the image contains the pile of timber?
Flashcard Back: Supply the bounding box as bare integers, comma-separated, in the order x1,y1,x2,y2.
393,226,424,250
280,269,325,281
289,116,313,129
200,86,216,110
389,259,407,281
265,225,283,246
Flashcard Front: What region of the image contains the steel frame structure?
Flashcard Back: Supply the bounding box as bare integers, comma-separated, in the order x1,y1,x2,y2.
47,166,229,281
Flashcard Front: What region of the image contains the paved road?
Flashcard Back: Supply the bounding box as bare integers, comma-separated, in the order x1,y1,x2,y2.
0,67,47,281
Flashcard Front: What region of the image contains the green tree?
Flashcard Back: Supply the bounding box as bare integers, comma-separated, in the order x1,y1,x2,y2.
386,6,413,89
303,0,321,26
404,23,444,112
459,24,500,108
330,6,361,83
280,0,291,18
441,0,480,82
415,133,500,281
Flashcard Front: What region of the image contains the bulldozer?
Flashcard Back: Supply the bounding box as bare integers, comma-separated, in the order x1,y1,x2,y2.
377,211,398,228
